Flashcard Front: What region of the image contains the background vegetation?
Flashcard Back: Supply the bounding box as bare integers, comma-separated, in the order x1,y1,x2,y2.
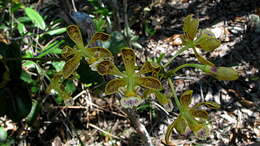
0,0,259,145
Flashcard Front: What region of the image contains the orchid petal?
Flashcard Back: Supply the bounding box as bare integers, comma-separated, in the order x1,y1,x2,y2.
90,32,110,43
139,61,160,75
196,29,221,51
56,85,71,99
143,89,154,99
86,47,113,64
120,96,143,108
46,73,70,99
190,109,209,119
46,73,62,94
121,48,136,73
62,53,81,79
193,101,220,109
96,60,122,76
183,15,199,41
136,77,162,90
180,90,193,106
194,125,210,140
175,115,188,135
184,115,203,133
154,90,170,105
62,45,77,59
105,78,127,95
67,25,84,48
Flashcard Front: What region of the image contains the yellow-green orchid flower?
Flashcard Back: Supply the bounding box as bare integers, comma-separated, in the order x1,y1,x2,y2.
96,48,162,108
62,25,112,79
46,72,70,99
181,15,221,66
165,90,220,144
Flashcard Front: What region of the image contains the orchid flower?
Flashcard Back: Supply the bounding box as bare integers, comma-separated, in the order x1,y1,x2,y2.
96,48,162,108
181,15,221,66
165,90,220,144
62,25,112,79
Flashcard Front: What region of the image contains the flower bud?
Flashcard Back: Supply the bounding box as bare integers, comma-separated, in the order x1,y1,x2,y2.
203,66,239,80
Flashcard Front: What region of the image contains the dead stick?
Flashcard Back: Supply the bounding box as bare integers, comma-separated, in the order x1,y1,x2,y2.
123,108,154,146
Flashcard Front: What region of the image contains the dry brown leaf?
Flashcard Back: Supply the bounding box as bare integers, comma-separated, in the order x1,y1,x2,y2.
164,34,182,46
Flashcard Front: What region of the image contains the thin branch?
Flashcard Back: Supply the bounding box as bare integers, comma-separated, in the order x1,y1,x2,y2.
123,0,131,48
123,108,154,146
88,123,126,141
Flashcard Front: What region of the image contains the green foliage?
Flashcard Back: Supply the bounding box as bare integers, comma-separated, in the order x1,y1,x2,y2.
0,127,7,143
144,21,156,37
104,31,128,54
24,7,46,30
0,127,14,145
0,43,32,122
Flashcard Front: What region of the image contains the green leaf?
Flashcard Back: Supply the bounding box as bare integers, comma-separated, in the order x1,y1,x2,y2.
94,18,106,32
65,80,76,93
17,23,26,35
0,25,8,30
136,103,152,111
51,61,65,72
31,86,38,93
0,127,7,142
55,96,64,104
46,27,66,36
17,16,31,23
24,7,46,30
36,40,64,58
23,60,36,69
20,70,33,83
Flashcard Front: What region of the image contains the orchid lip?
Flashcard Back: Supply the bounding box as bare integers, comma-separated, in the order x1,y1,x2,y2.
211,66,217,72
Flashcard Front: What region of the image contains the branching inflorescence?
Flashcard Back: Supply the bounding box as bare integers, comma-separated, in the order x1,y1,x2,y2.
46,15,239,144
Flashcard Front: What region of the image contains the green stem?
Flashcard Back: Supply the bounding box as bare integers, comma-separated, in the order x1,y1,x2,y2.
167,78,182,111
0,57,65,61
163,46,189,68
166,63,203,77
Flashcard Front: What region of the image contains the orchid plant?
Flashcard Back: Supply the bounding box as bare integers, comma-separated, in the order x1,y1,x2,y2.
45,14,239,144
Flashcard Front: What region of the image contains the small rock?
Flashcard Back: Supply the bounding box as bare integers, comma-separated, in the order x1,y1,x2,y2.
241,108,253,116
